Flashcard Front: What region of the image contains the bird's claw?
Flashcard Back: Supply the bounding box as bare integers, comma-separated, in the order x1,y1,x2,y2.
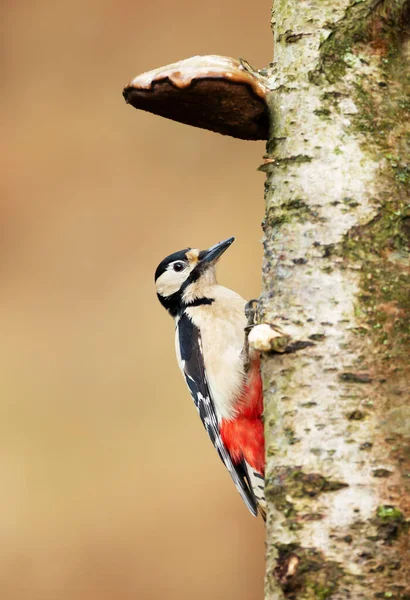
245,299,260,329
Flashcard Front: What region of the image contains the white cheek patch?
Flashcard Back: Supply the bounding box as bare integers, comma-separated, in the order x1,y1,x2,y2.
156,265,190,297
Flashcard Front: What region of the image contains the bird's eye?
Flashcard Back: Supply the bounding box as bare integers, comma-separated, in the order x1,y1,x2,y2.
173,262,185,272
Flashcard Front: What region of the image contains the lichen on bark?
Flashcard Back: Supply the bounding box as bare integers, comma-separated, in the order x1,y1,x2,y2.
262,1,410,598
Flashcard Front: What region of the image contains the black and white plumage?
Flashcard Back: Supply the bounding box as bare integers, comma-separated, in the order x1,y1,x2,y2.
177,311,258,515
155,238,265,517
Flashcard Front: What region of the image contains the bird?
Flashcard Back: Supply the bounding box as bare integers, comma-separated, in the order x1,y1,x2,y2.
154,237,265,517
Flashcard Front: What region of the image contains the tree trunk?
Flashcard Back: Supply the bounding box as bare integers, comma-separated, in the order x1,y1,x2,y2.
261,1,410,598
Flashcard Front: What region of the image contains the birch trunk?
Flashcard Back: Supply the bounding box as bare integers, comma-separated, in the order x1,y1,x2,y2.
261,1,410,598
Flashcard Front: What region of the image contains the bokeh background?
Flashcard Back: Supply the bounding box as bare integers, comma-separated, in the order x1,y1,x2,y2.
2,1,272,598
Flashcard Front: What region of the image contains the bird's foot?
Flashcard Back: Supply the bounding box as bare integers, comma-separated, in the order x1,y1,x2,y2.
245,298,260,329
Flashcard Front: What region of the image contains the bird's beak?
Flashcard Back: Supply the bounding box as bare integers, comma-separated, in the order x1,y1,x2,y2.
199,237,235,264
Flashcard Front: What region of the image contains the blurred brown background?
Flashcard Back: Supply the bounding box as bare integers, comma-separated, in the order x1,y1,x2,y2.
2,1,272,598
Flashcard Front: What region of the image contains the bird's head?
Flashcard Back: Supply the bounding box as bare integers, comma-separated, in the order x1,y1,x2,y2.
155,237,234,316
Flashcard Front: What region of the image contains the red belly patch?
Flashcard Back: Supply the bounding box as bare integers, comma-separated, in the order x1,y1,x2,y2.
220,359,265,475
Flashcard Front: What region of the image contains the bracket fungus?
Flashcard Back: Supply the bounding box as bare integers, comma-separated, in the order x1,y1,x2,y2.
123,55,269,140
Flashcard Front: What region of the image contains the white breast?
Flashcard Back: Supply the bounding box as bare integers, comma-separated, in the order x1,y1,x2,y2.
184,286,248,421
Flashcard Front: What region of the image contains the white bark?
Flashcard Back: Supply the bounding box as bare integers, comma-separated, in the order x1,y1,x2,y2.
262,1,410,598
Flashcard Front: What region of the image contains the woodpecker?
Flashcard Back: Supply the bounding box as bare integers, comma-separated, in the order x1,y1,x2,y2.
155,237,265,517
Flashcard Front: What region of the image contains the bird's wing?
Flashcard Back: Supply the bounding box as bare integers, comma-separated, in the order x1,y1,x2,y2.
177,312,258,516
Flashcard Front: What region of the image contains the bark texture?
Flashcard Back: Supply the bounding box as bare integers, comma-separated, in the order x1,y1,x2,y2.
261,1,410,599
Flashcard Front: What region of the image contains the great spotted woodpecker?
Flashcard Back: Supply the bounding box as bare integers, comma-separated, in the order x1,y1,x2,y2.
155,237,265,517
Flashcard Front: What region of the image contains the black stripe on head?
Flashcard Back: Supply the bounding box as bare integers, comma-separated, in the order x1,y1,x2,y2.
157,292,214,317
157,290,182,317
154,249,190,282
186,297,214,308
